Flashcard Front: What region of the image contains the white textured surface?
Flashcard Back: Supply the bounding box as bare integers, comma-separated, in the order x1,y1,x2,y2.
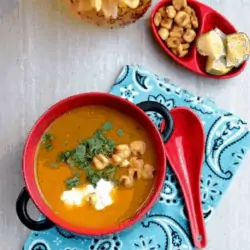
0,0,250,249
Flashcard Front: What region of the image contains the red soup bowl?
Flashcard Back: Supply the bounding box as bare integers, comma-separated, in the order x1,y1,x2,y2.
16,92,174,236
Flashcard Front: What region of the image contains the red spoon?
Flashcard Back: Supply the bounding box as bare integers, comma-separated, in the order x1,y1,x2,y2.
161,107,207,248
151,0,247,79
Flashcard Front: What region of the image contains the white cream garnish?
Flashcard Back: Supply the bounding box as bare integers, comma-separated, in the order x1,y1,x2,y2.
61,179,115,210
61,185,94,207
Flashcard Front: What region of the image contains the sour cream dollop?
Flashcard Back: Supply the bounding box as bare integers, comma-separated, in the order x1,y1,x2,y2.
61,179,115,210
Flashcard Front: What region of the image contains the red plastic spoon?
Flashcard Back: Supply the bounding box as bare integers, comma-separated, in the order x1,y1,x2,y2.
162,107,207,248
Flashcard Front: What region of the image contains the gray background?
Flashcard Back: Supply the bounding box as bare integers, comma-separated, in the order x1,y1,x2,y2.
0,0,250,249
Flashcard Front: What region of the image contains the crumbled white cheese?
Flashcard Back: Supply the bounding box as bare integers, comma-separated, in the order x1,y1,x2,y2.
61,179,115,210
61,185,94,207
94,179,114,210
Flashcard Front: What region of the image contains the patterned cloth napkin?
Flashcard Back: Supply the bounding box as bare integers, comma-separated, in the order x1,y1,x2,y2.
23,65,250,250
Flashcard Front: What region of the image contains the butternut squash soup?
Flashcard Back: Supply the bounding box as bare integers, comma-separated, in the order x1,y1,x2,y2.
35,105,157,229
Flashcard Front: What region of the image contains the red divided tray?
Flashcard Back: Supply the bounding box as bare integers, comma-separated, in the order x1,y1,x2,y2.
151,0,247,79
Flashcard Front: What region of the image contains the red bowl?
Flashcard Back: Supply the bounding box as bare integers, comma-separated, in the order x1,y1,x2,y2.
16,92,174,236
151,0,247,79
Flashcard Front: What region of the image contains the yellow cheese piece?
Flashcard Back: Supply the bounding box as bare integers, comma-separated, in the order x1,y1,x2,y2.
196,30,226,59
214,28,227,46
226,32,250,67
206,57,232,76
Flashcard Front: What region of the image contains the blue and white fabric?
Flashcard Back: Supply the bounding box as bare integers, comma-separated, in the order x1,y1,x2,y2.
23,65,250,250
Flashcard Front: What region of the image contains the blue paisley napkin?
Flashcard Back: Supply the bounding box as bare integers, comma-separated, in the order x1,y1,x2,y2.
24,65,250,250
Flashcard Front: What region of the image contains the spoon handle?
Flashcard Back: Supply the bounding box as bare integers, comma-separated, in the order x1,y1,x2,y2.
166,138,207,248
178,172,207,248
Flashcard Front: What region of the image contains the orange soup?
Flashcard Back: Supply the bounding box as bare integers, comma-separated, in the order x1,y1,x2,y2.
36,105,156,229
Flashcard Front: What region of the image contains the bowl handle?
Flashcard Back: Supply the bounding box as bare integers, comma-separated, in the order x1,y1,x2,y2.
137,101,174,143
16,187,54,231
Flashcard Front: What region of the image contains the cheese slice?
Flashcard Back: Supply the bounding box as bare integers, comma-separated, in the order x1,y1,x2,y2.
214,28,227,46
226,32,250,67
206,56,232,76
196,30,226,59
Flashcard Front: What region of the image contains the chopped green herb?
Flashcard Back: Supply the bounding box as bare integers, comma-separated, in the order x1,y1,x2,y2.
117,129,124,136
45,144,53,151
51,162,58,168
57,122,117,188
58,150,73,162
67,158,76,168
64,140,68,146
86,165,117,187
43,133,55,141
102,121,112,131
85,168,100,187
86,130,115,157
75,144,87,161
100,165,117,180
42,133,55,151
66,174,81,189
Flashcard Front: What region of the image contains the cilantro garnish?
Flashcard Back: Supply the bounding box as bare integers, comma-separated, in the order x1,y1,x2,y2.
42,133,55,151
66,173,81,188
57,122,117,188
117,129,124,136
85,165,117,187
102,121,112,131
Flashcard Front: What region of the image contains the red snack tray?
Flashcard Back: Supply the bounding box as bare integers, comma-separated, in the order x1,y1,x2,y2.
151,0,247,79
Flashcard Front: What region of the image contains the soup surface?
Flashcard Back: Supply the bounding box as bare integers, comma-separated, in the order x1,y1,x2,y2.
36,105,156,229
